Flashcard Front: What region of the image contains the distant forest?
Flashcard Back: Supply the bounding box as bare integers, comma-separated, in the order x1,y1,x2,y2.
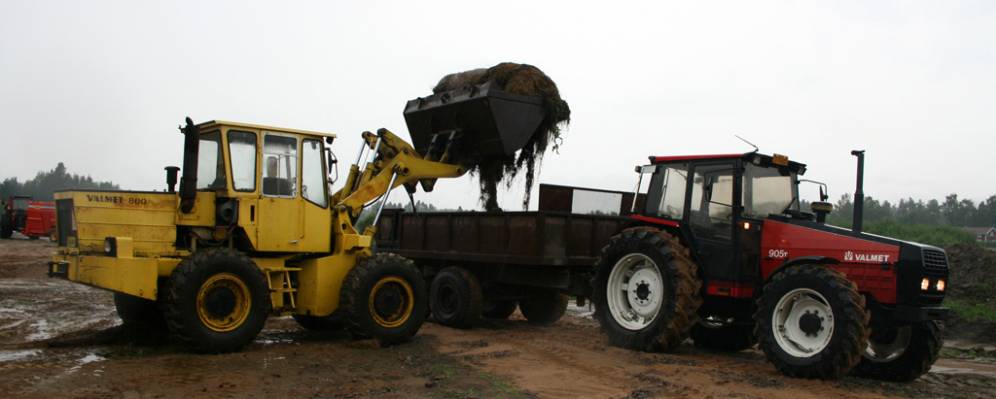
0,162,118,201
819,193,996,228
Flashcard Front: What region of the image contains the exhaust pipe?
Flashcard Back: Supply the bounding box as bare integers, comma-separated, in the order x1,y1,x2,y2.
851,150,865,233
179,117,199,213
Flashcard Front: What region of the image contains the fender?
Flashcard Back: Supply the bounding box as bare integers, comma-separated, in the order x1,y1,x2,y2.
766,256,839,280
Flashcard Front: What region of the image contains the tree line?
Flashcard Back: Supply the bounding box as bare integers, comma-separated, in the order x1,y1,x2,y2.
0,162,119,201
823,193,996,228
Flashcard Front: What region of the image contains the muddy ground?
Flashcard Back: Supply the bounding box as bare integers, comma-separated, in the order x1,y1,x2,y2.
2,239,996,399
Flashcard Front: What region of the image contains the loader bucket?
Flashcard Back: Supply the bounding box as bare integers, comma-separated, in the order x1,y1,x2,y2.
403,82,546,159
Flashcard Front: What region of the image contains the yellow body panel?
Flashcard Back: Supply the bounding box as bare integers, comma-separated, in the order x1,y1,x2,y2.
51,253,180,300
56,191,178,256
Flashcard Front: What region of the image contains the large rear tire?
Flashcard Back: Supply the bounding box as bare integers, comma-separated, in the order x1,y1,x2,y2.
163,248,271,353
755,264,870,379
592,227,702,352
690,317,756,352
519,290,568,325
851,321,941,382
340,252,427,346
429,267,483,329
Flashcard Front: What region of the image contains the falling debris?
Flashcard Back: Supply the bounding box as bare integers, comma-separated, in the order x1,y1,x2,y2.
432,63,570,212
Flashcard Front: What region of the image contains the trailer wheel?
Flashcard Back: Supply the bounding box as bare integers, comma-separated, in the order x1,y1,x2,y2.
0,215,12,239
430,267,483,329
851,321,941,382
690,317,756,352
755,264,869,379
341,252,427,346
163,248,271,353
292,312,345,331
593,227,702,352
114,292,167,329
519,290,568,325
482,299,518,319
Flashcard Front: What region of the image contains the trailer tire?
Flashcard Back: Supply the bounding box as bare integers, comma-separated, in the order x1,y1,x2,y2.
0,216,12,239
593,227,702,352
114,292,167,329
755,264,870,379
519,290,568,325
482,299,518,319
341,252,427,346
851,321,941,382
163,248,271,353
430,267,483,329
293,312,346,332
690,319,756,352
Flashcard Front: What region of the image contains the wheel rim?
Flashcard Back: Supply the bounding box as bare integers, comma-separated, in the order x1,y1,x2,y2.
196,272,252,333
436,284,458,318
864,326,912,363
772,288,834,358
606,253,665,331
369,276,415,328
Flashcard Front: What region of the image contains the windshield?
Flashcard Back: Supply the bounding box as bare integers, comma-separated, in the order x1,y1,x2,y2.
744,164,797,218
197,131,227,190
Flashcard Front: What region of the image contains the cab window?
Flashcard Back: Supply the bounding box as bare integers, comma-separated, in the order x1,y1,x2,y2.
197,131,226,190
228,130,257,192
645,163,689,219
301,139,327,207
689,163,735,238
262,135,297,197
744,164,798,218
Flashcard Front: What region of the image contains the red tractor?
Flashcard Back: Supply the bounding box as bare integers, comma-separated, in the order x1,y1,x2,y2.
1,196,56,239
592,150,947,381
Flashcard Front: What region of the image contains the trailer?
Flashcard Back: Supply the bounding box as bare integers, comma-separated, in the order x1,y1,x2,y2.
375,184,641,327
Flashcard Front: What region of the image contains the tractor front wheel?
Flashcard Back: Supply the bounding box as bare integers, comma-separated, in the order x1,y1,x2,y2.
755,264,870,379
592,227,702,352
340,253,427,346
851,321,941,381
163,248,271,353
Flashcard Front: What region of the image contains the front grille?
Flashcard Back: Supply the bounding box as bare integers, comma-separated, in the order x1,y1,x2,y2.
55,199,75,247
922,248,949,277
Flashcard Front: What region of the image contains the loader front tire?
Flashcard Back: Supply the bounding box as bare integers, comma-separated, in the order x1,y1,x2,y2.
593,227,702,352
341,252,427,346
164,248,271,353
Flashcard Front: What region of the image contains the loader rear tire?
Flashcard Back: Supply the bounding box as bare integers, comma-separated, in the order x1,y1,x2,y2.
341,252,427,346
482,299,518,319
519,290,568,325
430,267,483,329
164,248,271,353
114,291,166,329
593,227,702,352
293,313,345,332
690,318,756,352
755,264,870,379
851,321,941,382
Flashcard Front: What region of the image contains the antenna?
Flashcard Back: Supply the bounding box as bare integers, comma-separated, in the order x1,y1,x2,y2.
734,134,759,153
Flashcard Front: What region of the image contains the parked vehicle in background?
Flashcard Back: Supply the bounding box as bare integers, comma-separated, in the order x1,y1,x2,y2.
1,196,55,239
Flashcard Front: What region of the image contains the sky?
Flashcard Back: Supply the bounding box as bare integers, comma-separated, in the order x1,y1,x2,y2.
1,1,994,210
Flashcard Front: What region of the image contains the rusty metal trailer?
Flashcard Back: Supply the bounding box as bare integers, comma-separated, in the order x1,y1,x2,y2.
375,184,642,327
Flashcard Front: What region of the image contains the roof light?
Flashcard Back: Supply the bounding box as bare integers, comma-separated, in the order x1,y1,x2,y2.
772,153,789,166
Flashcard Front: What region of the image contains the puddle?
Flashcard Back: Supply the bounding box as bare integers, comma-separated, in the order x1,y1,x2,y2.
0,349,42,362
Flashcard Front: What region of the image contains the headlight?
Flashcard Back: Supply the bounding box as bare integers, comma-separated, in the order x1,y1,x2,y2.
920,278,930,291
936,279,945,292
103,237,117,256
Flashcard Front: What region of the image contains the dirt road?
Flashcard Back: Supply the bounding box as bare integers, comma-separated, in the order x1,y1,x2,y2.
2,240,995,399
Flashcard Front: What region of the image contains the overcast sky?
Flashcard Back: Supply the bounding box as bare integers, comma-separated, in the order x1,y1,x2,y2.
2,1,994,210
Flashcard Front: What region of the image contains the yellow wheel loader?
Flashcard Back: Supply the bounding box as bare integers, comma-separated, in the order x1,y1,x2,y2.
49,85,546,352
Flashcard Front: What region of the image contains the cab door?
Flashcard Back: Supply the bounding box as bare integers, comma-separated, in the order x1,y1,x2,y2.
257,133,303,252
686,161,740,281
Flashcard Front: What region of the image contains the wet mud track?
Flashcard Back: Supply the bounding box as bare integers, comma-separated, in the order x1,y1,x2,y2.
2,240,996,398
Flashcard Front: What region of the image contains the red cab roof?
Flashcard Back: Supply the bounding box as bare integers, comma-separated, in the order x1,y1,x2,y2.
650,153,746,163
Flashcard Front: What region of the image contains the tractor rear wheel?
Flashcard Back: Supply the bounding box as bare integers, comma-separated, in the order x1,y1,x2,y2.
755,264,870,379
340,252,427,346
293,312,345,331
519,290,568,325
163,248,271,353
690,317,756,352
593,227,702,352
851,321,941,382
482,299,518,319
430,267,483,329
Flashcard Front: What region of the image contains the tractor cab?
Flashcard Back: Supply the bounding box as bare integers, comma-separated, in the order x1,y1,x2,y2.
636,152,809,286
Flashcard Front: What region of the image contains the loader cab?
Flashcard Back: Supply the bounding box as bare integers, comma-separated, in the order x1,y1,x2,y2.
180,121,336,254
638,153,806,286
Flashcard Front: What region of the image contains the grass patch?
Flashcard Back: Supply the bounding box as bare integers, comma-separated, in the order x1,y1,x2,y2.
946,298,996,323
